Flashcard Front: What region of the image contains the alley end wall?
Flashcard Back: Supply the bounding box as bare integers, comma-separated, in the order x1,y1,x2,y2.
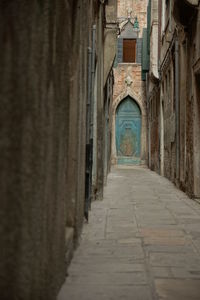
112,0,148,164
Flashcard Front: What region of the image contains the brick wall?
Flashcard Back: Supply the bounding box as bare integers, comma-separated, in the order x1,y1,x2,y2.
118,0,147,38
113,64,143,101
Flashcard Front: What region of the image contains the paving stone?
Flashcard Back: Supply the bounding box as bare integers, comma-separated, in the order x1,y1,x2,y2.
185,224,200,233
69,261,146,274
58,285,153,300
193,238,200,252
139,228,185,237
171,267,200,279
106,224,138,233
151,267,172,278
138,218,177,226
67,271,148,285
117,237,142,245
106,230,139,240
57,166,200,300
150,252,200,268
155,279,200,300
144,244,194,253
143,237,189,246
75,244,145,259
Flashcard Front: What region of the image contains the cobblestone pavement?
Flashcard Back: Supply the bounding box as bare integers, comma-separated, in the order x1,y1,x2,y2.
57,166,200,300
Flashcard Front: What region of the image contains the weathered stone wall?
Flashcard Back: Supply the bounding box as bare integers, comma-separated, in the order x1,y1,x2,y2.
186,5,200,197
147,0,200,198
160,1,200,196
0,1,117,299
148,86,160,173
66,0,93,240
0,2,72,299
93,0,117,199
104,0,118,84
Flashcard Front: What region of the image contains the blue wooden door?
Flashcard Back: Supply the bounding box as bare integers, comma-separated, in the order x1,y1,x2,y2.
116,97,141,165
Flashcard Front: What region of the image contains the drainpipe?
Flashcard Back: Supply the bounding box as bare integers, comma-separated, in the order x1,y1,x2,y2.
91,25,96,140
91,24,96,182
85,25,96,219
85,46,93,220
175,40,180,181
91,24,97,192
87,47,92,144
146,74,151,168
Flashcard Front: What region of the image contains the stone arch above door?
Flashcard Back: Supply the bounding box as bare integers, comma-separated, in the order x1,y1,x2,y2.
113,90,146,118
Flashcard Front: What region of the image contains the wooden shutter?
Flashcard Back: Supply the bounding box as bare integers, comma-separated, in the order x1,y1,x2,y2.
117,38,123,63
123,39,136,63
136,38,142,64
114,38,123,67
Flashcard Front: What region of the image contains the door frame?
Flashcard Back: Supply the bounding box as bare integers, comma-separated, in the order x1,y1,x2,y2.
115,97,142,164
111,91,147,165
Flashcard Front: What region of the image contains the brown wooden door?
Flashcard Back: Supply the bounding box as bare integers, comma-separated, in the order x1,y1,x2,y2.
123,39,136,63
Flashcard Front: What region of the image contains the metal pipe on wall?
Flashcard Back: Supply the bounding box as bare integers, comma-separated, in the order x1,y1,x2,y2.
90,24,96,201
87,47,92,144
175,40,180,180
91,25,96,140
91,24,97,192
85,25,96,221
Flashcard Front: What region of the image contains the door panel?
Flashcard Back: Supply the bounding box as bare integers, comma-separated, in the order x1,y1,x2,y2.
116,97,141,165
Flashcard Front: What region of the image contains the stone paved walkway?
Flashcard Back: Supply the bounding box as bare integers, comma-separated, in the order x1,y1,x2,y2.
57,166,200,300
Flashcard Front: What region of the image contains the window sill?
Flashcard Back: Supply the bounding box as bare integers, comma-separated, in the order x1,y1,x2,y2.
118,62,141,66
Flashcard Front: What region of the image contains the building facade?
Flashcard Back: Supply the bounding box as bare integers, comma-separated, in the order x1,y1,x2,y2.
0,1,117,299
143,0,200,198
112,0,148,165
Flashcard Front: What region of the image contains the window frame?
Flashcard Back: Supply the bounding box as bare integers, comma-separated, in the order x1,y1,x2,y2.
123,38,137,63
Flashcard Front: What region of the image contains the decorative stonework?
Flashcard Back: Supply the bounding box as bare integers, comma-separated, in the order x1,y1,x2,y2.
113,89,145,117
117,0,148,38
133,16,139,29
125,75,133,86
127,8,133,18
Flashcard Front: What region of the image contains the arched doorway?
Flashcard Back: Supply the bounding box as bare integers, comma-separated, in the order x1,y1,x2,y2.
115,96,141,165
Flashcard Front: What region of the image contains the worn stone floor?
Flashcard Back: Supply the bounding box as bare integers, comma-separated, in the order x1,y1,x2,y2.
57,166,200,300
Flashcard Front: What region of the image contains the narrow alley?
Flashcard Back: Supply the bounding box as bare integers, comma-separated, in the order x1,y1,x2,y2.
1,0,200,299
58,166,200,300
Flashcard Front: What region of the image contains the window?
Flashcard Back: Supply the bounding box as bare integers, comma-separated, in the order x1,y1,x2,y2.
123,39,136,63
